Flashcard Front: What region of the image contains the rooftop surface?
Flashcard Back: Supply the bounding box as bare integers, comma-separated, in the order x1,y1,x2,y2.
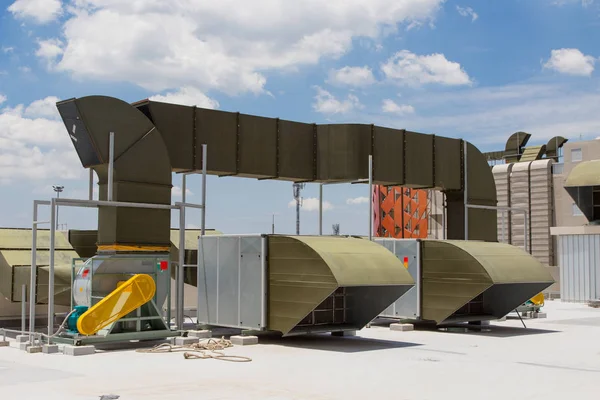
1,300,599,400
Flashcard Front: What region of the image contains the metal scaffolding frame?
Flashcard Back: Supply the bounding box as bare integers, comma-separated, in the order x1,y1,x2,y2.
465,204,530,253
28,140,208,341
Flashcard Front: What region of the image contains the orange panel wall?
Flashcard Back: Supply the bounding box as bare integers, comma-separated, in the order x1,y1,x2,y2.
373,186,429,239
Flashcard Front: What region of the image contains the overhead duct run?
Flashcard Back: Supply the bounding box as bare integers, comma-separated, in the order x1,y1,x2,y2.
195,235,414,336
133,98,497,242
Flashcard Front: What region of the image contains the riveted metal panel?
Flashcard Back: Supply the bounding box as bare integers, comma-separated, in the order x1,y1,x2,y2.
404,131,434,188
278,120,314,181
238,114,278,178
316,124,371,181
372,126,404,185
135,101,194,171
195,108,238,174
434,136,461,190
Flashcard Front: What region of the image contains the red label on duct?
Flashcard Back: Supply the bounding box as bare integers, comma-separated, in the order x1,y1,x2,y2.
160,261,168,271
82,269,89,278
403,257,409,264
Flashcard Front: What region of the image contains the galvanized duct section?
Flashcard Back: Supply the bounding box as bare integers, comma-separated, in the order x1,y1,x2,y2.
56,96,173,250
421,240,554,323
133,99,497,242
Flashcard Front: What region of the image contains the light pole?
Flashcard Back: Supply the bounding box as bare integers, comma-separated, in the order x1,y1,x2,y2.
52,185,64,230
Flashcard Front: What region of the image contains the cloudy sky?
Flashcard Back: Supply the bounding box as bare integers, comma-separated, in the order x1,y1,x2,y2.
1,0,599,236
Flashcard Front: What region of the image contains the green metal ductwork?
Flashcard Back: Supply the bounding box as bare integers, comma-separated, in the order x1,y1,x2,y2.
56,96,173,250
55,95,498,251
420,240,554,323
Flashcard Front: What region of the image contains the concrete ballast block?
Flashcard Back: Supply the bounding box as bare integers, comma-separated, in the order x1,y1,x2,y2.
188,330,212,339
43,344,59,354
27,346,42,354
230,335,258,346
533,312,547,319
18,342,31,351
175,337,200,346
16,335,29,343
390,323,414,332
0,341,9,347
63,345,96,356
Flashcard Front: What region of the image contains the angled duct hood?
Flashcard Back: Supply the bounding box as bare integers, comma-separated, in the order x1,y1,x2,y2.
564,159,600,223
421,240,554,323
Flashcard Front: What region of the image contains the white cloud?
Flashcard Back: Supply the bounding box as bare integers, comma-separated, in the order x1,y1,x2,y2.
373,81,600,147
312,86,362,114
0,96,81,185
381,99,415,115
2,47,15,54
0,95,6,105
36,38,64,69
456,6,478,21
34,0,444,95
171,185,194,198
288,197,333,212
24,96,61,119
149,87,219,109
543,48,596,76
18,66,32,73
552,0,594,7
346,196,369,205
8,0,62,24
327,66,376,87
381,50,472,86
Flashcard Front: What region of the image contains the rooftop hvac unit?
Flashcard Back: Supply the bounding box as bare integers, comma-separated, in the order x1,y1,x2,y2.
195,234,415,336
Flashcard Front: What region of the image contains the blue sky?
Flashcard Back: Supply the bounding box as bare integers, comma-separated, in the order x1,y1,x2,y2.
1,0,599,236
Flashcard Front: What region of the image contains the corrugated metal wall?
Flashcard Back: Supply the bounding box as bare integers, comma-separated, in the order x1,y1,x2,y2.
492,164,512,243
558,234,600,302
529,160,553,266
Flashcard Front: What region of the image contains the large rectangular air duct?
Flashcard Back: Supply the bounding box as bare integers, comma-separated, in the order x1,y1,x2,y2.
56,96,500,254
195,234,414,336
376,238,554,324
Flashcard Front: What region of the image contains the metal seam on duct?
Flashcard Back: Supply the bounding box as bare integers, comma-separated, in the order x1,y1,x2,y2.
192,105,197,170
235,112,240,175
113,127,156,163
276,118,280,178
402,129,406,185
312,123,317,181
432,134,436,187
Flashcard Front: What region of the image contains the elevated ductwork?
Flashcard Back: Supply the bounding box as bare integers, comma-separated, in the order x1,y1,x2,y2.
56,95,497,252
134,98,497,241
56,96,173,251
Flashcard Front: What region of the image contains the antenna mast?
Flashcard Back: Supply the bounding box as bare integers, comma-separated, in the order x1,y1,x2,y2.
293,183,305,235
